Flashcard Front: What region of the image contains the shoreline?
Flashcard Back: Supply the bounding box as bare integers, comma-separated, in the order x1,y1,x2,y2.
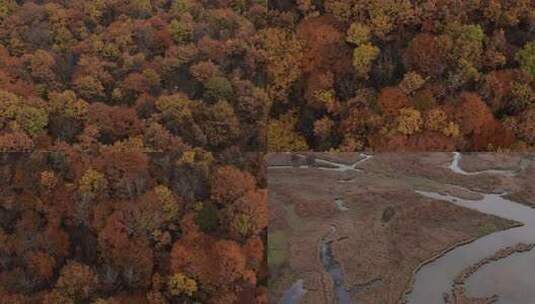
446,242,535,304
399,222,524,304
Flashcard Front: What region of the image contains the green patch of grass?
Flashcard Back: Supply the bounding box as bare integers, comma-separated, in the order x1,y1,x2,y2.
268,230,289,270
285,203,306,232
477,222,497,237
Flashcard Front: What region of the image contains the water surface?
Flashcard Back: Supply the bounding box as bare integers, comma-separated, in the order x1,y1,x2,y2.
464,249,535,303
449,152,516,176
280,279,307,304
406,191,535,304
320,226,353,304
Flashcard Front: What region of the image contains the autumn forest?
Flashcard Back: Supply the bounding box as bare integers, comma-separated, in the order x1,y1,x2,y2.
0,0,534,304
0,0,267,303
266,0,535,151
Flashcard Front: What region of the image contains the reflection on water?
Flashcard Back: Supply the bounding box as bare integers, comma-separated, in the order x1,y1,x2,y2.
315,153,372,172
320,237,353,304
280,279,306,304
279,225,355,304
274,153,533,304
449,152,516,176
268,153,373,173
335,198,349,211
465,250,535,303
406,191,535,304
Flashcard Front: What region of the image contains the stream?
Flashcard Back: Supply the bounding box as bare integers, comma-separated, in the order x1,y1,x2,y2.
280,279,307,304
278,225,354,304
272,156,372,304
274,153,533,304
314,154,373,172
406,153,534,304
319,225,353,304
269,153,372,173
464,249,535,303
449,152,517,176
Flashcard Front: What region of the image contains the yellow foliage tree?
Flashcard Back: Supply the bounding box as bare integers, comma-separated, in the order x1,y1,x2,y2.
346,23,370,45
399,71,425,94
442,121,461,138
154,185,180,222
395,107,422,135
352,43,380,78
79,168,107,194
259,28,303,102
40,171,58,190
424,108,448,131
168,273,197,297
267,112,308,151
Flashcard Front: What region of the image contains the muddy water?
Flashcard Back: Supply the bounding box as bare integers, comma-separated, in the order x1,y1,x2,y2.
280,279,307,304
315,153,372,172
320,226,353,304
335,198,349,211
273,154,368,304
268,153,372,173
406,153,532,303
449,152,517,176
406,191,535,304
464,249,535,303
279,226,354,304
275,153,532,304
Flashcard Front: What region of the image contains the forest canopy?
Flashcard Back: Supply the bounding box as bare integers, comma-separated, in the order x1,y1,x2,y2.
0,151,267,304
266,0,535,152
0,0,268,153
1,0,534,303
0,1,268,304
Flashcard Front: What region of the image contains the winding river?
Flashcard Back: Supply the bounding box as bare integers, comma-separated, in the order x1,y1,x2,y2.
406,153,535,304
278,224,354,304
314,154,373,172
320,225,353,304
449,152,518,177
269,153,372,172
464,248,535,303
273,153,534,304
406,191,535,304
272,154,372,304
280,279,307,304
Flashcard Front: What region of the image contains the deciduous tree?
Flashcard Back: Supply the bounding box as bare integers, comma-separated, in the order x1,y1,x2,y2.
55,261,97,301
377,87,410,116
267,112,308,151
352,43,380,78
516,42,535,77
211,165,256,205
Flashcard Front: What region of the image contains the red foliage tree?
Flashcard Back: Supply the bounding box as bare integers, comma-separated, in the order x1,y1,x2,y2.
87,103,142,144
377,87,410,116
210,165,256,205
404,33,448,78
25,251,56,282
223,189,268,240
451,92,494,136
101,150,149,199
449,92,514,150
98,211,154,288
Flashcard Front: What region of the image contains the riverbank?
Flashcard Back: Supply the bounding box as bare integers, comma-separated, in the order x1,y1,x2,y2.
447,243,535,304
405,189,535,304
268,153,523,304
